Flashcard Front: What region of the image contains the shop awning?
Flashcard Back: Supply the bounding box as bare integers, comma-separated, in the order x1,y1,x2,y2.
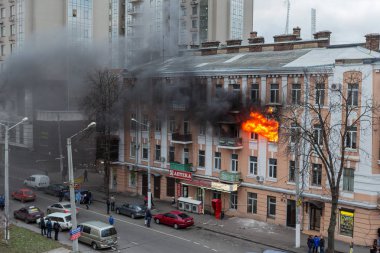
181,180,239,193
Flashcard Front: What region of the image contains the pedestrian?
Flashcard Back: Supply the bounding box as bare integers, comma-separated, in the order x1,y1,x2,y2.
83,194,90,210
40,218,46,236
370,239,378,253
87,191,92,205
349,242,354,253
108,215,114,226
46,218,53,238
307,235,314,253
75,191,81,204
106,198,111,214
110,195,115,211
58,189,64,202
319,235,325,253
144,195,148,206
84,169,88,182
313,235,320,253
145,208,152,228
53,221,61,241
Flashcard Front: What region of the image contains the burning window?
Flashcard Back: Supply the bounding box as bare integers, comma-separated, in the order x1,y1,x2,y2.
241,112,279,142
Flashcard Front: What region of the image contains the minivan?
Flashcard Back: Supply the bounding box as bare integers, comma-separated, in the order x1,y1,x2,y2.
78,221,117,250
24,175,50,188
37,212,72,230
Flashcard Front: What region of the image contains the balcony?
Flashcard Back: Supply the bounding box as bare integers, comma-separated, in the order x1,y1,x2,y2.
218,137,243,150
219,171,241,183
171,133,192,144
170,162,193,172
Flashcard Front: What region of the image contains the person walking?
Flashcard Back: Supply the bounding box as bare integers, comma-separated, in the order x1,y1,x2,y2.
40,218,46,236
53,221,61,241
109,215,115,226
110,195,116,211
83,194,90,210
145,208,152,228
75,191,81,204
84,169,88,182
106,198,111,214
307,235,314,253
313,235,320,253
349,242,354,253
58,189,64,202
319,236,325,253
87,191,92,205
46,219,53,239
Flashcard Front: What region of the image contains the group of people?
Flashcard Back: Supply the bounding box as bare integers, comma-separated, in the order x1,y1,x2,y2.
307,235,325,253
40,218,61,241
106,195,116,214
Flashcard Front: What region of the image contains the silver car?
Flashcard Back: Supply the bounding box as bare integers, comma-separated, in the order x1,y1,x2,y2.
47,202,79,214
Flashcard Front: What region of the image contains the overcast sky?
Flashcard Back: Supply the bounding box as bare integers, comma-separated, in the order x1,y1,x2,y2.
253,0,380,44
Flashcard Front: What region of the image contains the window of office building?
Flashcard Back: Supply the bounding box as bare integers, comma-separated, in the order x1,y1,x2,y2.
247,192,257,214
169,146,175,162
192,5,197,15
289,161,295,182
142,144,148,160
192,20,197,28
183,148,189,164
347,83,358,106
292,83,301,104
250,132,258,140
155,145,161,161
250,83,259,104
345,126,357,149
130,141,136,158
315,82,325,106
313,124,323,146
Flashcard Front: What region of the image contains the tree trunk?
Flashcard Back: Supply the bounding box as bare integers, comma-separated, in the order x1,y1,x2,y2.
327,191,339,253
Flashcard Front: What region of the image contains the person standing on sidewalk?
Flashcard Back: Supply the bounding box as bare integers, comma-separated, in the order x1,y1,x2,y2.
110,195,116,211
46,219,53,239
313,235,320,253
109,215,114,226
53,221,61,241
40,218,46,236
58,189,64,202
106,198,111,214
319,236,325,253
307,235,314,253
145,208,152,228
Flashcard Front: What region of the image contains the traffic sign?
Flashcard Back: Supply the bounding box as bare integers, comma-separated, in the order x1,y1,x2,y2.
70,227,81,235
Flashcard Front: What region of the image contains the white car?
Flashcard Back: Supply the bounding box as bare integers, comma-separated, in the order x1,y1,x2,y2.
36,212,72,231
24,175,50,188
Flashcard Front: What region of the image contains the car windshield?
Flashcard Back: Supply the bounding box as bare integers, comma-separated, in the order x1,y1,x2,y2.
178,213,190,219
28,208,40,214
101,227,117,237
136,205,145,211
63,204,71,209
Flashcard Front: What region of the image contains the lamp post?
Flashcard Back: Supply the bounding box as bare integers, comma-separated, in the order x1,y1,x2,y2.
131,118,152,209
0,117,28,243
67,122,96,252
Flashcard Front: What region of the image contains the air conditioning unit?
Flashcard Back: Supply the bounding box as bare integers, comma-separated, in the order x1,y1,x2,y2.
178,201,185,210
330,83,341,91
256,175,264,183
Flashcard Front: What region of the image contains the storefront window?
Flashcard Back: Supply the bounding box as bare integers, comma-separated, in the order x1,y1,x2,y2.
230,192,238,210
247,192,257,214
182,185,188,198
340,210,354,237
197,188,203,202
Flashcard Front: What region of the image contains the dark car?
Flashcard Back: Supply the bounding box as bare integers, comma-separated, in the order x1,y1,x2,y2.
115,203,146,219
153,210,194,229
43,184,69,197
14,206,44,223
11,188,36,202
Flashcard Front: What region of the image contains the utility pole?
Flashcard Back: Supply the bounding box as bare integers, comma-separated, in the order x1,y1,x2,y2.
295,131,301,248
57,116,64,181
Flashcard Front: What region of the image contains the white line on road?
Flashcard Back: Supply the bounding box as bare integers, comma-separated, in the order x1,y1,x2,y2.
211,249,218,252
131,241,139,245
204,245,210,248
193,242,200,245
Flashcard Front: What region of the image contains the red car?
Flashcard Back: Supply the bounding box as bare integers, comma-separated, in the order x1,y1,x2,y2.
11,188,36,202
153,210,194,229
14,206,44,223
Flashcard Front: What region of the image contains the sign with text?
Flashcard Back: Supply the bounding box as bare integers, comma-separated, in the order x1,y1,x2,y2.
169,169,192,181
211,182,238,192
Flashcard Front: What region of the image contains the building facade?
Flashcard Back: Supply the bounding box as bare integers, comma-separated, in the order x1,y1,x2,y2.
112,29,380,246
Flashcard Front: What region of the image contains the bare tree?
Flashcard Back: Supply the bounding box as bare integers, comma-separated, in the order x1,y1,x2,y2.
280,69,379,253
81,69,125,197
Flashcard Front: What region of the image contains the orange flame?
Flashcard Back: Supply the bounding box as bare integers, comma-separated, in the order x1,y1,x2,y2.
242,112,279,142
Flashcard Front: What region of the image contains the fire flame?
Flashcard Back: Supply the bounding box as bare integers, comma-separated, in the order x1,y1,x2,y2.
242,112,279,142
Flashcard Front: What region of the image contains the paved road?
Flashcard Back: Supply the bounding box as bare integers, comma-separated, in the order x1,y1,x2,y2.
0,165,267,253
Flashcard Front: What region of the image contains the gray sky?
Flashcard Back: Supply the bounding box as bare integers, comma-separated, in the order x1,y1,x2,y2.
253,0,380,44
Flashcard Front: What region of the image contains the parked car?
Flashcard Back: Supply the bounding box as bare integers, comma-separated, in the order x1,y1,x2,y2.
43,184,69,197
37,212,72,231
24,175,50,188
14,206,44,223
153,210,194,229
78,221,118,250
115,203,146,219
11,188,36,202
47,202,79,214
64,189,92,203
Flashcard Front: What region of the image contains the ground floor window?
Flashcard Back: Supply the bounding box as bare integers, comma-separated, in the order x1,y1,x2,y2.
339,209,354,237
166,177,175,197
267,196,276,218
129,170,136,187
230,192,238,210
212,191,221,199
197,188,203,202
247,192,257,214
182,185,188,198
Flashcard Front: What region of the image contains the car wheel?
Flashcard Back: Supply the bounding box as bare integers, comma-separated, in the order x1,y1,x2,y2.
155,219,160,224
116,209,120,214
91,242,97,250
131,214,135,219
174,224,179,229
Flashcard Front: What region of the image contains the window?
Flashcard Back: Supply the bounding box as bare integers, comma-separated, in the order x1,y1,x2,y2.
166,177,175,197
199,123,206,135
250,83,259,104
315,83,325,106
184,118,190,134
343,168,354,192
270,84,279,103
214,152,221,170
291,83,301,105
290,123,300,144
142,144,148,160
247,192,257,214
198,150,205,167
10,24,15,35
339,210,354,237
129,171,136,187
215,83,223,98
182,185,188,197
196,188,203,201
212,191,221,199
347,84,358,106
313,124,323,146
82,225,91,234
311,164,322,186
249,156,258,175
192,6,197,15
1,45,4,56
1,26,5,37
183,148,189,164
267,196,276,217
192,20,197,28
230,192,238,209
268,158,277,179
1,8,5,18
345,126,357,149
169,116,175,133
231,154,238,172
288,161,295,182
130,141,136,158
142,114,148,131
169,146,175,162
155,145,161,161
155,118,161,132
191,32,198,43
72,9,77,17
10,5,15,16
250,132,258,140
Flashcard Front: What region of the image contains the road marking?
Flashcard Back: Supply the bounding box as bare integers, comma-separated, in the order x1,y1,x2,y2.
193,242,200,245
131,241,138,245
211,249,218,252
204,245,210,248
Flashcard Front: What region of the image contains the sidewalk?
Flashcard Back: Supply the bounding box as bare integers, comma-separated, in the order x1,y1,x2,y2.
51,170,369,253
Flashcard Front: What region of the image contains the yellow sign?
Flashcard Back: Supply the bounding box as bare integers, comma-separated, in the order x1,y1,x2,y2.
211,182,238,192
74,176,84,184
340,210,354,217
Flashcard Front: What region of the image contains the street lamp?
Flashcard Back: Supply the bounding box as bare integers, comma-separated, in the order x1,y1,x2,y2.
0,117,28,243
67,122,96,252
131,118,152,209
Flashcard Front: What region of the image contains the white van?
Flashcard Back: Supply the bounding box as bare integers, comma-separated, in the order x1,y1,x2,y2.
24,175,50,188
37,212,72,230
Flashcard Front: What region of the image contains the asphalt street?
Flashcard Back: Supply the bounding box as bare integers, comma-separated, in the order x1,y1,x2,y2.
0,164,269,253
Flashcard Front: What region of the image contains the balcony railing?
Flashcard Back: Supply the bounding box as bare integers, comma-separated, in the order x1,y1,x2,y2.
218,137,243,149
170,162,193,172
171,133,192,144
219,171,241,183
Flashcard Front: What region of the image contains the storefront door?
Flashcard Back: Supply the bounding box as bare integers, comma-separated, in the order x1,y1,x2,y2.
286,200,296,227
154,176,161,199
310,203,322,231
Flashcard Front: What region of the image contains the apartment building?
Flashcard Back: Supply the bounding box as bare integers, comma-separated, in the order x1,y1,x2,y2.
112,29,380,246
